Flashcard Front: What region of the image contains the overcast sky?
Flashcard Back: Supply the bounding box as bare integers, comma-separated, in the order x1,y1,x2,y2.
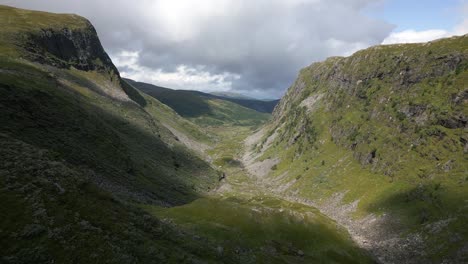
2,0,467,99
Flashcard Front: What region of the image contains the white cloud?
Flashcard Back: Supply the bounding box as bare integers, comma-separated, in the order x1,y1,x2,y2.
382,2,468,45
382,29,450,44
112,51,239,92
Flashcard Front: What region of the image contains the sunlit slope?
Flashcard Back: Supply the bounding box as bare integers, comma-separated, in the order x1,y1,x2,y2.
126,79,272,127
250,35,468,263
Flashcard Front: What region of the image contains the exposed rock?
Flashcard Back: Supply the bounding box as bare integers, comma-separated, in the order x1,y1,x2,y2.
438,113,467,129
25,25,118,75
442,160,454,172
452,89,468,105
299,94,323,113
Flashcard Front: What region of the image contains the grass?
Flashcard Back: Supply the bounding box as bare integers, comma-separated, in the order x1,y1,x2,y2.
0,133,223,264
127,79,272,127
253,34,468,262
0,5,89,58
0,57,220,205
143,196,374,264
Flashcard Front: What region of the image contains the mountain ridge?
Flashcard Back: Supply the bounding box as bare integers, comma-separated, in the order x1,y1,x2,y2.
125,78,274,127
246,34,468,263
125,78,280,115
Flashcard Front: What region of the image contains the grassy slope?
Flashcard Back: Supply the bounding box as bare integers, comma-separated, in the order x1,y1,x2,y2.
0,133,226,264
0,5,225,263
126,79,272,127
253,35,468,262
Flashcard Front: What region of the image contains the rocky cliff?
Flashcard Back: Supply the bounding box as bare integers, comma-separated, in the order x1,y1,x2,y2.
21,21,115,72
249,35,468,263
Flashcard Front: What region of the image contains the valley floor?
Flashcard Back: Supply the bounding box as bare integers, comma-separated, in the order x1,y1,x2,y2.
142,125,376,264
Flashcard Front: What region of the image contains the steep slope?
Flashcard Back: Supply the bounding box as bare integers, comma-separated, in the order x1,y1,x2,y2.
0,5,226,262
125,78,275,126
247,35,468,263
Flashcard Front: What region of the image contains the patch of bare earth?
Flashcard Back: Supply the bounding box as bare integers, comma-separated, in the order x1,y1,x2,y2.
242,127,280,181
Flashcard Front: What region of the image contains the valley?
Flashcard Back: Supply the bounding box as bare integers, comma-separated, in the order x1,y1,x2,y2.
142,125,375,263
1,4,467,264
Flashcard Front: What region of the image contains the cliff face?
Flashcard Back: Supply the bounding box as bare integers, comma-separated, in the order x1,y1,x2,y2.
273,35,467,173
252,35,468,263
25,25,119,74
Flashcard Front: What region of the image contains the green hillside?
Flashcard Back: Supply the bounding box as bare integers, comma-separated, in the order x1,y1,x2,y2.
0,5,223,262
126,79,273,127
248,35,468,263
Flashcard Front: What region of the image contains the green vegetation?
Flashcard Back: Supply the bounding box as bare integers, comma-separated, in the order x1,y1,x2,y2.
126,79,272,127
144,196,374,264
142,123,373,264
0,134,224,263
254,35,468,262
0,58,218,205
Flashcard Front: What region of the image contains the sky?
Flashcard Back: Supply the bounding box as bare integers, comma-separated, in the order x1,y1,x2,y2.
1,0,467,99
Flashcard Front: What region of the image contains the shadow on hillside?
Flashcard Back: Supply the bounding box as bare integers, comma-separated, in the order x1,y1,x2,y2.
360,181,468,262
148,89,214,118
124,79,214,118
146,196,377,264
364,181,466,225
0,69,217,206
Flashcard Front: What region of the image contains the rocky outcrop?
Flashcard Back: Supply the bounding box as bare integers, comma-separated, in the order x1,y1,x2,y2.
24,22,119,76
24,22,119,75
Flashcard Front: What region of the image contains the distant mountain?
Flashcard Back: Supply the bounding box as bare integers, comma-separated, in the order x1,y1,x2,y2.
125,79,279,114
210,91,255,100
125,78,274,126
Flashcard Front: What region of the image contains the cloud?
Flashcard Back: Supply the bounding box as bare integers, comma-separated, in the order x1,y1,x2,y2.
113,51,240,92
1,0,393,98
382,29,451,44
382,1,468,45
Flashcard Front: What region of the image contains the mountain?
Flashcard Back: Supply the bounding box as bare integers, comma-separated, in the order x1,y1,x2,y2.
125,78,278,125
0,5,229,262
245,35,468,263
210,91,255,100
